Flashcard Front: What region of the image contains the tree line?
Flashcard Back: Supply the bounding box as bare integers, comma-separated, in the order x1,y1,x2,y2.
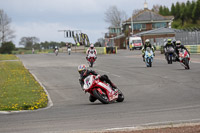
19,36,68,50
159,0,200,26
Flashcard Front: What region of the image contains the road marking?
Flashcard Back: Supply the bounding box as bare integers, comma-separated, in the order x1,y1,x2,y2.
141,118,200,126
111,73,121,77
94,68,109,74
133,104,200,114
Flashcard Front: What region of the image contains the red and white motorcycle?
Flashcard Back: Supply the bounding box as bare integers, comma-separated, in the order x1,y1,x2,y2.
86,50,97,67
179,49,190,69
82,75,124,104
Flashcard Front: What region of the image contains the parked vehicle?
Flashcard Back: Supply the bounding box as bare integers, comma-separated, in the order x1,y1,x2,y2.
82,75,124,104
179,48,190,69
165,46,175,64
129,36,143,50
144,47,154,67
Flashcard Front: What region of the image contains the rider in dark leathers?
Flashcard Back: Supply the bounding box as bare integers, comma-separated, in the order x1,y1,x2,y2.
164,39,175,61
174,40,190,61
164,39,175,51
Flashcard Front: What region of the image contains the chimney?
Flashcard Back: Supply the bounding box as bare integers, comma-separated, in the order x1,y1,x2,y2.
144,0,148,9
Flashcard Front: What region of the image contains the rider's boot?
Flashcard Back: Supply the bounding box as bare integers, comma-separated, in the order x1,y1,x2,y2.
110,83,118,91
89,94,97,102
142,54,145,62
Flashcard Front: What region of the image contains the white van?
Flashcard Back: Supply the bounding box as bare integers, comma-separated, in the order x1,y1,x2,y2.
129,36,143,50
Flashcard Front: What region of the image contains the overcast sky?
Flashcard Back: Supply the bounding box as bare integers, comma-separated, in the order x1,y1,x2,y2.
1,0,189,47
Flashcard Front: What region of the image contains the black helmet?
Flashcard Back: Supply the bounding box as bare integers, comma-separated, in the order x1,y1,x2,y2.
176,40,181,46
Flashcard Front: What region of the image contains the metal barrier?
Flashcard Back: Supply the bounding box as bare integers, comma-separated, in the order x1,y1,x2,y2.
84,47,117,54
185,45,200,53
106,47,117,54
175,30,200,45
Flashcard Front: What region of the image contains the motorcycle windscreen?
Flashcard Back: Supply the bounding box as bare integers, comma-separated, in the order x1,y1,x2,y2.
83,75,94,90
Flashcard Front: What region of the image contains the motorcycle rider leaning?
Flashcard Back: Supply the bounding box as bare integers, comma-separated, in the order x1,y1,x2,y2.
174,40,190,61
86,44,97,60
78,64,117,90
142,39,155,62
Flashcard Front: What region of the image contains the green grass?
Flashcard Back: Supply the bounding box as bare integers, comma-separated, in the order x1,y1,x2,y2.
0,55,48,111
0,54,18,60
12,49,54,54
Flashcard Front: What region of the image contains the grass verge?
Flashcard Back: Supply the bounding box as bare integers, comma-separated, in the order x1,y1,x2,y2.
0,55,48,111
0,54,18,60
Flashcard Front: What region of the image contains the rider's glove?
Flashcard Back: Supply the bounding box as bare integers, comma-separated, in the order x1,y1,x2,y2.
95,75,101,80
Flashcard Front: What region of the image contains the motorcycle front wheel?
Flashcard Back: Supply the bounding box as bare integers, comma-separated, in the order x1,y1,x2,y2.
90,61,93,67
93,89,109,104
116,89,124,102
185,58,190,69
149,59,152,67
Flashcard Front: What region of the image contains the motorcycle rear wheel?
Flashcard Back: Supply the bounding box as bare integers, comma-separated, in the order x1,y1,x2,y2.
93,89,109,104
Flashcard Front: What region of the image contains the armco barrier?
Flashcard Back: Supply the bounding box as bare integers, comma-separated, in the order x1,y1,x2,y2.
106,47,117,54
84,47,117,54
84,47,106,54
185,45,200,53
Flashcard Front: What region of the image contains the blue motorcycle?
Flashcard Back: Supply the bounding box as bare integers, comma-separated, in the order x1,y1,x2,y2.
165,46,175,64
144,47,154,67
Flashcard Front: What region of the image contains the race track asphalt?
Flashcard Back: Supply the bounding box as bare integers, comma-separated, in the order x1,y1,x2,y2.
0,50,200,133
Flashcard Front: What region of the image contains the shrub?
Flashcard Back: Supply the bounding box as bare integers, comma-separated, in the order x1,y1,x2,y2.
0,41,15,54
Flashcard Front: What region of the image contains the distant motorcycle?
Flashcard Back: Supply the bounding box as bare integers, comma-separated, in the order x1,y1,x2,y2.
82,75,124,104
165,46,175,64
55,49,58,56
144,47,154,67
86,51,97,67
68,48,71,55
179,49,190,69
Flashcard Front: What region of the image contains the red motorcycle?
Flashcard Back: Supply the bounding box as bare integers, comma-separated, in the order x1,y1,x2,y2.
82,75,124,104
179,49,190,69
86,51,96,67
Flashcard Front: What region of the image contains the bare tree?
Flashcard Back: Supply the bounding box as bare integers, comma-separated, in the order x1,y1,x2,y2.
19,37,40,49
132,9,143,17
104,6,127,27
0,9,15,44
152,4,161,13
